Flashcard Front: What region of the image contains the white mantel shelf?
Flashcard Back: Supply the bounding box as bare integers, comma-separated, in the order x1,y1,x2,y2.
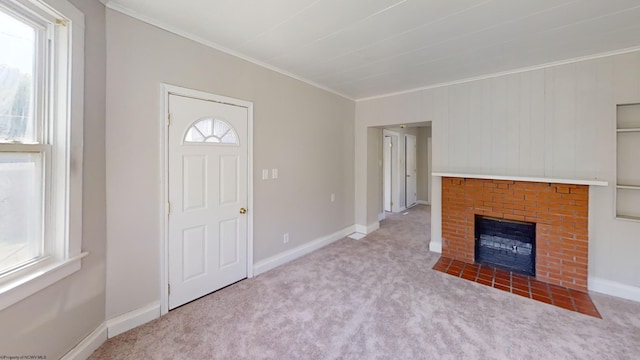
433,172,609,186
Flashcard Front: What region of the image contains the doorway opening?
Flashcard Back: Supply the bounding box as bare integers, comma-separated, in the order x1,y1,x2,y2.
379,123,432,219
373,122,433,248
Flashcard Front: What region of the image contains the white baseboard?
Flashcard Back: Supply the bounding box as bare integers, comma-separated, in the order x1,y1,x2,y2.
106,302,161,338
253,225,356,276
589,277,640,303
399,206,407,212
60,323,107,360
378,212,385,221
429,241,442,253
417,200,430,205
356,221,379,234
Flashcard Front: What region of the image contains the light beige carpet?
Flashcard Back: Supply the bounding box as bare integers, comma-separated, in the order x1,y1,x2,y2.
90,205,640,359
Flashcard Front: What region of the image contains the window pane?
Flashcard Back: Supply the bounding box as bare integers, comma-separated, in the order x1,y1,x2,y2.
213,120,229,138
195,119,213,137
185,127,204,142
221,132,237,144
0,153,42,273
0,10,36,143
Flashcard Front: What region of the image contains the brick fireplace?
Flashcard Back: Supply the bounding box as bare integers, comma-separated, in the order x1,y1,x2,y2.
441,177,589,292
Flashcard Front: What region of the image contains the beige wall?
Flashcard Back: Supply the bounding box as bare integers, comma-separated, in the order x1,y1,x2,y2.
356,51,640,294
105,10,355,319
0,0,107,358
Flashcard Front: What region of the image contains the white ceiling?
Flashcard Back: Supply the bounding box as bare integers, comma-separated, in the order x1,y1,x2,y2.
103,0,640,100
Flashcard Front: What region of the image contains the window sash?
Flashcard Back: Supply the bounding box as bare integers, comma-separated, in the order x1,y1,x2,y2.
0,143,50,275
0,0,51,144
0,0,55,278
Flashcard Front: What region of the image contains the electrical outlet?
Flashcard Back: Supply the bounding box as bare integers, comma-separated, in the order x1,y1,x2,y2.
262,169,269,180
272,168,278,179
283,233,289,244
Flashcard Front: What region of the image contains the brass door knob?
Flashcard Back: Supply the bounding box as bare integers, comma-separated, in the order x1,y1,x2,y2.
240,208,247,214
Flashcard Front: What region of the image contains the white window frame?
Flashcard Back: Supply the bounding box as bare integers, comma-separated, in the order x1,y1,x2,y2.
0,0,84,311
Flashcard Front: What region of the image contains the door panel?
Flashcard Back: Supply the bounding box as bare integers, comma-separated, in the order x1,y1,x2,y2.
220,155,239,205
183,225,207,280
219,218,239,268
168,94,248,310
183,155,207,211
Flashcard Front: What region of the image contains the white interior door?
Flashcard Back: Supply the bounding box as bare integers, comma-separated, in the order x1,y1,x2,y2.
168,94,248,310
383,136,392,212
405,134,417,208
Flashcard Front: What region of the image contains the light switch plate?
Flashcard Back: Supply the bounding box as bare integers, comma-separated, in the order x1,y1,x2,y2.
262,169,269,180
272,168,278,179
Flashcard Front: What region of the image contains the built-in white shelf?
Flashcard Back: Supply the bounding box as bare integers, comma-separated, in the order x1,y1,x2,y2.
616,128,640,133
617,185,640,190
616,103,640,220
616,214,640,223
432,172,608,186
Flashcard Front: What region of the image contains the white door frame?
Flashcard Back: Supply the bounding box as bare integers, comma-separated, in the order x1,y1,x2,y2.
383,135,392,212
159,84,254,315
427,136,432,204
382,129,401,213
405,134,417,208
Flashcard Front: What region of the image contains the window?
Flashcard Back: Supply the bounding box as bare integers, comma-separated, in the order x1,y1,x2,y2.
0,0,84,310
185,118,239,144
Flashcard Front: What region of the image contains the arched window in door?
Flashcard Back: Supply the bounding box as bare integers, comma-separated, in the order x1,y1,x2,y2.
184,118,238,144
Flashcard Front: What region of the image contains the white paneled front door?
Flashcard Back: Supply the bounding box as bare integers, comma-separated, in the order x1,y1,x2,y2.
168,94,248,310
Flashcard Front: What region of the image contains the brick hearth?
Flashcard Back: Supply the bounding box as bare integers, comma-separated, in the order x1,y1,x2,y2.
441,177,589,292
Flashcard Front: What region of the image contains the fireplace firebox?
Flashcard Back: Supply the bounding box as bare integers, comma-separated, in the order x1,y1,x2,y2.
475,216,536,276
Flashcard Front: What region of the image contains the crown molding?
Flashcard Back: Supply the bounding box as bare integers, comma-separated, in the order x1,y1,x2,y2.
357,46,640,102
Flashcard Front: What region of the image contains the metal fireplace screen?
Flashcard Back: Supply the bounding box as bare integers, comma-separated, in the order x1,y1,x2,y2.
475,216,536,276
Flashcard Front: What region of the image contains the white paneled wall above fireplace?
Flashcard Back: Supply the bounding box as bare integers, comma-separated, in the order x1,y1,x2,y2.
431,57,617,182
